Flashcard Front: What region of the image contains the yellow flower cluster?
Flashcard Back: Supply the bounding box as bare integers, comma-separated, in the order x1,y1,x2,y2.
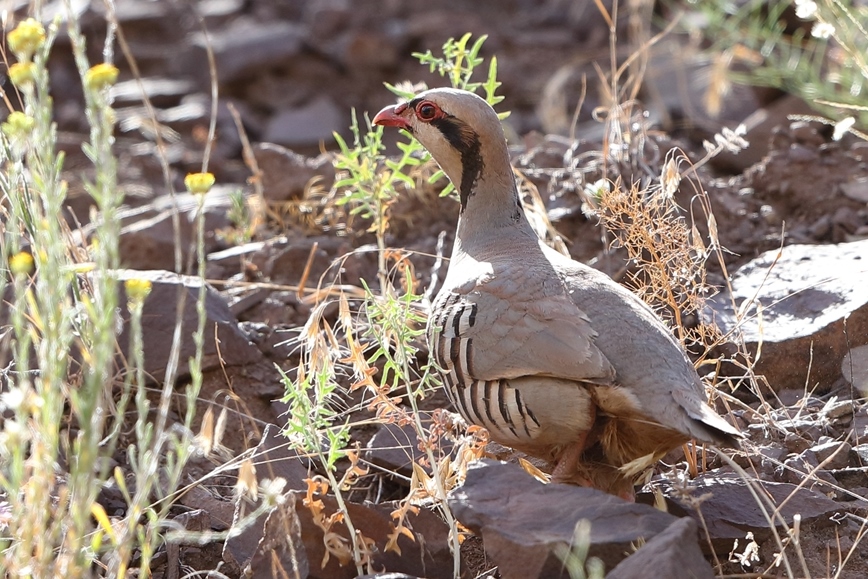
124,278,153,303
184,172,216,195
7,18,45,61
9,252,34,276
84,63,119,91
1,111,35,140
8,62,36,87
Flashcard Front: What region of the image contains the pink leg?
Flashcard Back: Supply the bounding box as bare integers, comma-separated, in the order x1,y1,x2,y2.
550,405,596,485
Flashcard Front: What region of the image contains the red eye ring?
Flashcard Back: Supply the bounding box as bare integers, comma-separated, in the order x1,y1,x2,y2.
416,101,439,121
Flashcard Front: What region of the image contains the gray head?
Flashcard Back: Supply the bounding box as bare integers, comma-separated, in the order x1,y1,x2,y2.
373,88,516,213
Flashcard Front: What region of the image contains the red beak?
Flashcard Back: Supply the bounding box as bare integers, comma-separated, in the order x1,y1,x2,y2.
373,103,411,130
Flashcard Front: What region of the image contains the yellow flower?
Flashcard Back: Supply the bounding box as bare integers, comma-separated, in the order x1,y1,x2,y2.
7,18,46,61
184,172,216,195
8,62,36,86
1,111,36,139
124,278,153,304
84,63,119,91
9,252,34,276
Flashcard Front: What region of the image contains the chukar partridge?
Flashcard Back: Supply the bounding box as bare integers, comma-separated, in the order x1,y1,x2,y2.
373,88,742,498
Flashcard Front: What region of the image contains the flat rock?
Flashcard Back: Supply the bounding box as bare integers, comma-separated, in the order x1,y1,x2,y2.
365,421,453,478
110,77,195,107
293,493,453,579
607,517,714,579
661,473,845,552
253,142,335,201
264,97,343,148
223,425,312,576
707,239,868,391
116,187,237,271
843,344,868,396
841,177,868,203
187,18,305,84
448,460,680,577
810,439,852,470
115,269,262,381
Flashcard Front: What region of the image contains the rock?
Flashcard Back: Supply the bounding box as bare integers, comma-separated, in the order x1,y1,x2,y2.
822,398,854,421
224,490,309,578
206,238,273,280
223,425,312,577
607,517,714,579
266,237,342,287
264,97,344,148
165,510,219,579
772,418,824,443
115,269,262,382
365,422,453,478
179,486,235,531
449,460,679,576
252,424,313,489
810,440,852,470
115,187,238,271
783,451,837,489
842,344,868,396
305,0,351,39
342,30,400,70
831,468,868,491
253,142,335,201
110,77,195,107
357,575,422,579
662,473,844,552
706,240,868,391
292,493,453,579
841,177,868,203
853,444,868,465
187,18,305,84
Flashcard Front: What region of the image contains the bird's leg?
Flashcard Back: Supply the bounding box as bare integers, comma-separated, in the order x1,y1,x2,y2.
551,406,596,485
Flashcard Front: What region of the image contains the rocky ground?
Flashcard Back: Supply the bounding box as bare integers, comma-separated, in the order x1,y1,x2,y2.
19,0,868,577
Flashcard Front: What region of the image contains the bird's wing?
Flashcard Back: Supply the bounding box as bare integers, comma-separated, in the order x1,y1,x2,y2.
429,272,616,384
551,255,744,445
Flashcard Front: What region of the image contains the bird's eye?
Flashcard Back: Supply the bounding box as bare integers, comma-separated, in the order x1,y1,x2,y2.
416,101,438,121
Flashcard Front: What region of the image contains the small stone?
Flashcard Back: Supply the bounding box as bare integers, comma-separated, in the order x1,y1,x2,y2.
842,344,868,396
784,432,812,454
113,269,263,382
810,440,852,470
187,18,305,84
783,452,837,489
822,398,854,420
110,77,194,107
663,473,844,552
113,185,246,269
607,517,714,579
264,97,343,148
831,468,868,490
852,444,868,465
841,177,868,203
774,418,824,442
252,143,335,201
366,421,455,479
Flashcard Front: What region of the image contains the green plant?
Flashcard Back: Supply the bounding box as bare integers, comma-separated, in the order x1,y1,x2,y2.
554,519,606,579
0,10,226,576
385,32,509,199
333,110,422,290
684,0,868,135
286,33,506,578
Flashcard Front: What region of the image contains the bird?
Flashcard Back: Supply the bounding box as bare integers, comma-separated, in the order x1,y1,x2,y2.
373,87,742,498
